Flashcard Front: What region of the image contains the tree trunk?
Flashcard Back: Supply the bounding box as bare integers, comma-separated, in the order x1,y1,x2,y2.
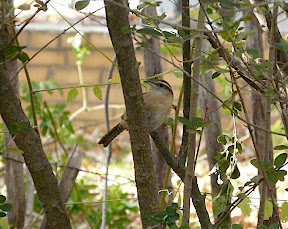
104,1,161,228
0,28,71,229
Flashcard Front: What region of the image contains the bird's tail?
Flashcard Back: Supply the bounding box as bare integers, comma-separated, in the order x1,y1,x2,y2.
98,123,125,147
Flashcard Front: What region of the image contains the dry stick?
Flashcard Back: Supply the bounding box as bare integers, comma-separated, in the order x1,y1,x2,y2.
194,106,209,169
101,55,117,229
179,0,192,166
182,1,206,226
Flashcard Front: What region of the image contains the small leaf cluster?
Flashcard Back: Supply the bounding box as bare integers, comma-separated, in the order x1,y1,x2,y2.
3,45,29,63
214,135,242,181
145,203,189,229
21,81,77,145
0,195,12,218
66,183,138,229
250,153,287,184
178,116,213,134
34,0,48,11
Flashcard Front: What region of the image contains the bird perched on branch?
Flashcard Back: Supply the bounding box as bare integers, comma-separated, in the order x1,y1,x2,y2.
98,79,174,147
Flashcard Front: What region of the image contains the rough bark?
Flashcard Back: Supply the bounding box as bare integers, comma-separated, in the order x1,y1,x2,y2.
104,1,161,228
0,29,71,229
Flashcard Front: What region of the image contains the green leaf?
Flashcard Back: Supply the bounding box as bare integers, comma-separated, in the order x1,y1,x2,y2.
268,223,280,229
281,201,288,222
109,75,121,84
75,0,90,11
67,88,78,104
120,25,131,34
0,203,12,212
237,197,251,215
7,148,24,154
232,224,244,229
0,195,6,204
251,159,260,169
173,71,183,78
213,195,227,216
275,39,288,52
231,165,240,179
274,145,288,150
217,135,230,145
251,175,262,184
235,30,256,42
233,101,242,111
206,7,213,14
17,51,30,62
212,72,221,79
274,153,287,169
267,170,278,184
0,212,6,218
137,28,162,37
237,193,246,199
93,86,102,100
264,200,273,220
246,48,259,58
276,170,287,182
259,225,268,229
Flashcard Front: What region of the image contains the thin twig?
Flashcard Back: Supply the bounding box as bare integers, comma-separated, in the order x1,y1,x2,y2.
44,101,68,156
101,55,117,229
13,0,51,41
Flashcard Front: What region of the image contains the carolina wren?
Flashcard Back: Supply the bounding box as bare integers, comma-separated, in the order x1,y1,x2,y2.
98,79,174,147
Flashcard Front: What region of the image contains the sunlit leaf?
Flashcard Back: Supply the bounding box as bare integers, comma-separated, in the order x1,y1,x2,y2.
93,86,102,100
217,135,230,145
238,197,251,215
282,202,288,222
109,75,121,84
264,200,273,220
67,88,78,104
7,148,24,154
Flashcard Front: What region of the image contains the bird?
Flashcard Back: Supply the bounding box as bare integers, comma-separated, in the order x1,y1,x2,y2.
98,79,174,147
